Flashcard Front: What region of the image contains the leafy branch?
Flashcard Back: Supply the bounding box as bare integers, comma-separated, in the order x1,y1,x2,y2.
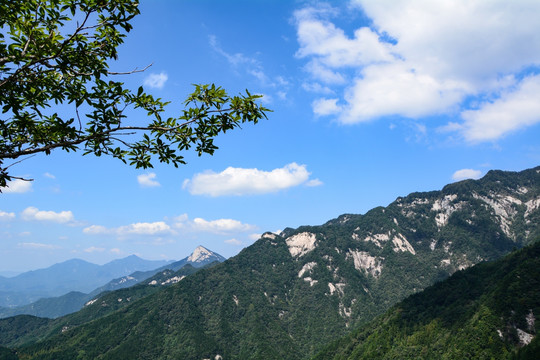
0,0,270,190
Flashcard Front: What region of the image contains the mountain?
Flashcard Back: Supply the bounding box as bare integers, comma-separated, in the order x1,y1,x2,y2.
0,256,172,308
313,239,540,359
0,292,89,319
0,263,213,348
0,247,225,319
9,166,540,359
90,245,226,295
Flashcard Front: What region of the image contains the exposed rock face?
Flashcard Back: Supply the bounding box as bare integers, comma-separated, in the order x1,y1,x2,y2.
286,232,318,257
346,250,383,278
188,246,215,263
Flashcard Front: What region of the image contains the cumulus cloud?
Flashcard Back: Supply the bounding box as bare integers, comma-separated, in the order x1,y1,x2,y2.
21,207,75,223
183,163,315,196
294,0,540,140
452,168,483,181
143,72,168,89
0,210,15,221
313,98,341,117
83,221,173,237
2,179,32,193
174,214,256,234
458,75,540,142
84,214,256,240
83,225,109,234
117,222,172,235
137,172,160,187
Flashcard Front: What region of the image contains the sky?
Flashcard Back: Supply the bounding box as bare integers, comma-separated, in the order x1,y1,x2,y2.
2,0,540,274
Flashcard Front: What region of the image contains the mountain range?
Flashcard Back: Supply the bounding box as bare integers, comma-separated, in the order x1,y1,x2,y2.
0,246,225,319
1,166,539,359
0,255,172,308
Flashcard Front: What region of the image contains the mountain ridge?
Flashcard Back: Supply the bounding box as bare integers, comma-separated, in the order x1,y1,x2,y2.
7,165,540,359
0,255,173,308
313,238,540,359
0,247,226,319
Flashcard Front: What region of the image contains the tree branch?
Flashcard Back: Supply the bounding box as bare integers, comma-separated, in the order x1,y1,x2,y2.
0,118,201,160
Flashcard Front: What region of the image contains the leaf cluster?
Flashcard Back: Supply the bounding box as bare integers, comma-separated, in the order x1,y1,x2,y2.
0,0,269,189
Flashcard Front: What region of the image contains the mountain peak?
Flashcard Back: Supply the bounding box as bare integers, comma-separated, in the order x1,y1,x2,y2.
187,246,214,263
187,246,225,264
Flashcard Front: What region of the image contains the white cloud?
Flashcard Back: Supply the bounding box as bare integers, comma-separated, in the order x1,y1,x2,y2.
0,211,15,221
117,222,172,235
295,8,393,68
83,225,109,234
174,214,256,234
294,1,540,140
339,62,466,123
302,82,334,94
306,178,323,187
43,172,55,179
459,75,540,142
2,179,32,193
304,60,345,84
192,218,255,233
249,233,262,241
84,222,173,236
183,163,314,196
452,168,483,181
18,242,59,250
137,172,160,187
143,72,168,89
110,248,122,254
225,238,242,245
313,98,341,117
21,206,74,223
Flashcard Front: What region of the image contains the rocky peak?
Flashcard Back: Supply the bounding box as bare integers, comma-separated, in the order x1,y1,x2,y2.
187,246,214,263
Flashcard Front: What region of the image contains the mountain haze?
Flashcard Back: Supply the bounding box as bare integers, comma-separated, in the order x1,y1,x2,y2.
0,247,225,319
0,256,171,308
0,263,216,348
9,166,540,359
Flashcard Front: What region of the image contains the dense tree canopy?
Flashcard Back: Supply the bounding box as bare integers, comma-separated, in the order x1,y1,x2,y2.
0,0,269,189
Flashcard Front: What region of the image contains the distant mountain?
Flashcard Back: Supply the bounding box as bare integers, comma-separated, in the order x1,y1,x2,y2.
0,263,214,348
313,239,540,359
0,247,225,319
0,272,20,278
0,256,172,308
0,292,89,319
91,246,226,295
9,166,540,359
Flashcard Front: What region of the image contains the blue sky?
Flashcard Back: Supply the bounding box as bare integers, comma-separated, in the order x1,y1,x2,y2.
2,0,540,273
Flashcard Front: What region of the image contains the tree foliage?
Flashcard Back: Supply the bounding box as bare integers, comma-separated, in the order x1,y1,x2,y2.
0,0,269,189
